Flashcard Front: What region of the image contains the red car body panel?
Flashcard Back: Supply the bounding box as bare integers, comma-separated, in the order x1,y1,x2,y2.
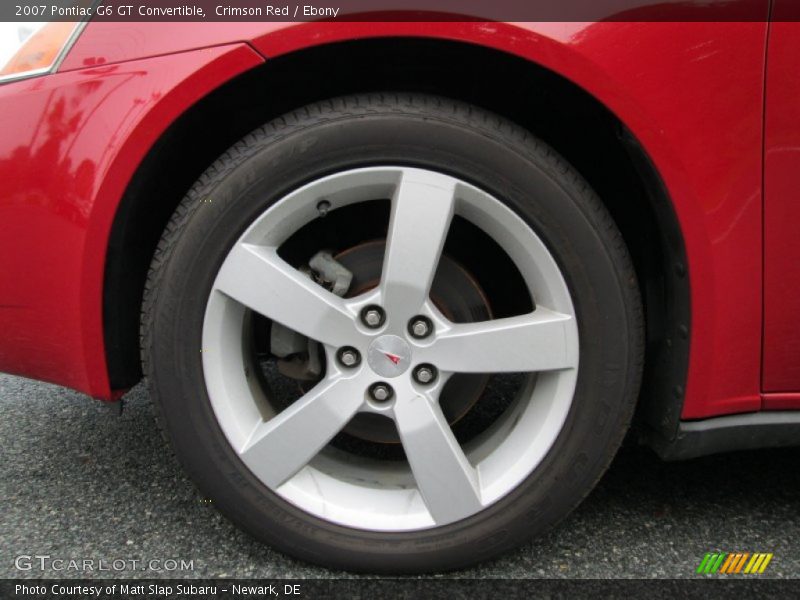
0,43,264,397
0,9,793,422
763,10,800,404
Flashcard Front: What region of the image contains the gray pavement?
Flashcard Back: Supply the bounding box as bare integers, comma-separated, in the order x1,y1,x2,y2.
1,373,798,579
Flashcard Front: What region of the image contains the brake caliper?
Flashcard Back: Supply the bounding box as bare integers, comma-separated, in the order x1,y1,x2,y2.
270,251,353,380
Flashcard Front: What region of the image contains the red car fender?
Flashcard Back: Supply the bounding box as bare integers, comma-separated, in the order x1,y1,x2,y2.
0,43,263,397
80,44,264,398
3,18,767,421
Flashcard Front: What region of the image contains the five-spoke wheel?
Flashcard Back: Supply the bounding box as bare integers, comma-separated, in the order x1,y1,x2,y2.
143,94,642,572
202,167,579,530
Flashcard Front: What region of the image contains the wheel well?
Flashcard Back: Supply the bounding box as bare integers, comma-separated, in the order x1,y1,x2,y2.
104,37,689,439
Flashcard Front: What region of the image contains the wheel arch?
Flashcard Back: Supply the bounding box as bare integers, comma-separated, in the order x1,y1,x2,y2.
103,36,689,440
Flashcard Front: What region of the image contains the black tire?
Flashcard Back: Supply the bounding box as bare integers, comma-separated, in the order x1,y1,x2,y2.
141,93,643,573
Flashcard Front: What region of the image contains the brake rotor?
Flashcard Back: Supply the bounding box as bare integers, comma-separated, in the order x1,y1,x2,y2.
335,240,492,444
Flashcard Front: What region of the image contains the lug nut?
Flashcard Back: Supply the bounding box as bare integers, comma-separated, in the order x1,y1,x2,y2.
413,364,437,385
409,316,433,339
361,305,385,329
369,383,394,402
337,347,360,368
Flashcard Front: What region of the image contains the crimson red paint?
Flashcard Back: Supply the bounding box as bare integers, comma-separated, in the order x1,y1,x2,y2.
0,43,263,396
763,4,800,401
0,8,794,421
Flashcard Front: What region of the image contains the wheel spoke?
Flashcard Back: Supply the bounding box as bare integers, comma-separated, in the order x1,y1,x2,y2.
393,393,482,525
424,308,577,374
214,243,354,347
380,169,456,318
239,378,363,489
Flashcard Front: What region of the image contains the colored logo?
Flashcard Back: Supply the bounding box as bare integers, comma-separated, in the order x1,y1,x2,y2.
367,335,411,377
697,552,773,575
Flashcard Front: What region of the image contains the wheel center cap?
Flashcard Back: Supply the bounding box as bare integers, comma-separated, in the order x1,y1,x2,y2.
367,335,411,378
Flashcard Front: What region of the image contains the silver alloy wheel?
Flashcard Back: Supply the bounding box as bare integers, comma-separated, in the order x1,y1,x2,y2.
202,167,579,532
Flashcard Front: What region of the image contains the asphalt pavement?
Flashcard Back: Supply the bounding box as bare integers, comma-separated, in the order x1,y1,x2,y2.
1,372,799,579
